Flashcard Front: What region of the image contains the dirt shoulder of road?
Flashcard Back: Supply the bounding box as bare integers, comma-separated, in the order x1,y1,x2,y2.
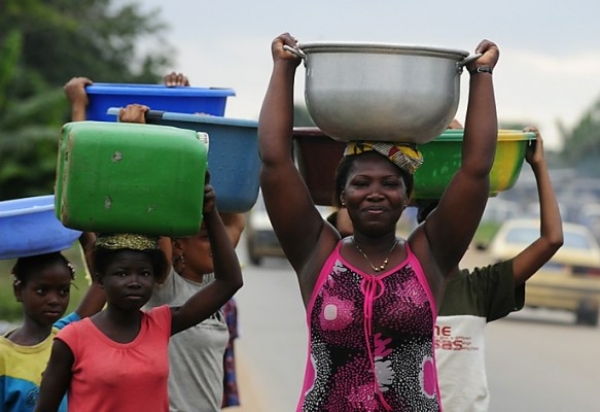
226,345,269,412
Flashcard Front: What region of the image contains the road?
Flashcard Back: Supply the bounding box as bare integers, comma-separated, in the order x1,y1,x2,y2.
232,238,600,411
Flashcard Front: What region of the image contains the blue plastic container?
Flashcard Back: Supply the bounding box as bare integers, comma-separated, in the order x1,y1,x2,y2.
107,108,260,213
86,83,236,121
0,195,82,260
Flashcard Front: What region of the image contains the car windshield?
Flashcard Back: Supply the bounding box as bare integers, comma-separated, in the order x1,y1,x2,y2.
506,227,592,251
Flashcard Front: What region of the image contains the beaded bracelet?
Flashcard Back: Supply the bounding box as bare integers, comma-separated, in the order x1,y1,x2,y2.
469,66,493,75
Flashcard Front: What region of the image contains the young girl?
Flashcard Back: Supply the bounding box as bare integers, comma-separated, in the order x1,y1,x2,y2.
0,236,105,412
34,175,243,412
65,76,246,412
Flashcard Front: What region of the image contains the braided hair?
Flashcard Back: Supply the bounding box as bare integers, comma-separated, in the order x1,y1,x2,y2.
11,252,76,286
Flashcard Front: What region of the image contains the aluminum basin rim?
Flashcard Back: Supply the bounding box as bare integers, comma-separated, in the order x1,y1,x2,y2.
298,42,469,59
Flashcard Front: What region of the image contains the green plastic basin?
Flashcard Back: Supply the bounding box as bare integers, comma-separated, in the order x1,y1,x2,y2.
293,128,535,205
413,129,535,200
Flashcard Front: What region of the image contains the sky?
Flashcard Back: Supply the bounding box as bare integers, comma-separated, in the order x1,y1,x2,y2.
125,0,600,150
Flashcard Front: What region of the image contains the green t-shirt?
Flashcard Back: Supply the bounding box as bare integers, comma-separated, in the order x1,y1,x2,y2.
439,259,525,319
435,260,525,412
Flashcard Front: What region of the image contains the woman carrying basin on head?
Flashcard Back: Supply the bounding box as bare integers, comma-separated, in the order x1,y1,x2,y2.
258,32,499,411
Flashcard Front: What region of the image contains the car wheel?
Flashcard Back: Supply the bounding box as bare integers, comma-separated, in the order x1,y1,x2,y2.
249,253,262,266
576,299,599,327
246,238,262,266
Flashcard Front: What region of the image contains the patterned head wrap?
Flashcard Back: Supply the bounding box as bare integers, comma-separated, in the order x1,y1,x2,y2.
343,141,424,175
94,233,159,251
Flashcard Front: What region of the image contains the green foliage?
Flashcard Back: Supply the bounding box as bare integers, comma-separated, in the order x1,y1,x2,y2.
1,0,171,86
558,96,600,176
0,0,172,200
0,30,22,111
472,222,501,249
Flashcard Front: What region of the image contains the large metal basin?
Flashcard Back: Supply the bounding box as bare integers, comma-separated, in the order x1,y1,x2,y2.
294,42,472,144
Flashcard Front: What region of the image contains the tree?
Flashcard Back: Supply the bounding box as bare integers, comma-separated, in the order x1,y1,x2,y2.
0,0,173,200
558,96,600,176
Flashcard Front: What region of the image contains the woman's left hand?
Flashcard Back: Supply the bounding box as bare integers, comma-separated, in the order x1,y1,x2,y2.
469,39,500,71
524,126,545,166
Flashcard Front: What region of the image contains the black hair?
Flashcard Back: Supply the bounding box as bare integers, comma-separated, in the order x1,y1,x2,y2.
333,152,415,207
92,247,168,281
416,200,439,224
11,252,75,285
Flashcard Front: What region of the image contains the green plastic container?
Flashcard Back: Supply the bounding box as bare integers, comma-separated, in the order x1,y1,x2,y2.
55,121,209,236
293,128,535,205
413,129,535,201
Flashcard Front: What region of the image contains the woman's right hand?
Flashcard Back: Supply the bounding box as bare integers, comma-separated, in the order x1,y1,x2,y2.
118,104,149,124
271,32,302,66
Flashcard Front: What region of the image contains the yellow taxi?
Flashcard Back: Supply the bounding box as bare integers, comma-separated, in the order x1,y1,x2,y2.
487,219,600,326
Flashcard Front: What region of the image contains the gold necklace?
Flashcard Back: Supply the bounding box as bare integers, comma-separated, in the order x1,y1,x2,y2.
352,236,398,272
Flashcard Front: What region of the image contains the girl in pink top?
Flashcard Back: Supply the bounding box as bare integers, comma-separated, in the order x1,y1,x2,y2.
258,33,500,411
34,145,244,412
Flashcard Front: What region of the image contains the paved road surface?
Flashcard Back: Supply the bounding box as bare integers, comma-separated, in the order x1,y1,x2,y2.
232,239,600,411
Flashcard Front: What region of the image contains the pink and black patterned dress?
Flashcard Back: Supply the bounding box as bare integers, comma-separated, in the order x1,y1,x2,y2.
297,241,441,412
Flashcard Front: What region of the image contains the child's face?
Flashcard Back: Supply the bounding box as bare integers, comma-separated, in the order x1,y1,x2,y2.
101,250,156,310
16,262,71,326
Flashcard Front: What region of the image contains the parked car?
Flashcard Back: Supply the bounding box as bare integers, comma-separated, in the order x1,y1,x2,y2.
487,219,600,326
481,198,521,223
245,192,332,266
579,203,600,242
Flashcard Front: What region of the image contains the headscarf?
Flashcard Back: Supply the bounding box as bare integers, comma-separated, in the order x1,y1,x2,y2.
343,141,423,175
94,233,159,251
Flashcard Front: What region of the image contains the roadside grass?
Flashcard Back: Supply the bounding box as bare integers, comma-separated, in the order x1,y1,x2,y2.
0,244,91,323
472,221,501,249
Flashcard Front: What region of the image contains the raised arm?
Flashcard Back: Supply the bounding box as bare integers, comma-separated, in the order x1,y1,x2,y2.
418,40,500,275
74,232,106,318
221,212,245,247
34,341,73,412
512,127,563,286
64,77,92,122
258,33,336,273
170,178,243,335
